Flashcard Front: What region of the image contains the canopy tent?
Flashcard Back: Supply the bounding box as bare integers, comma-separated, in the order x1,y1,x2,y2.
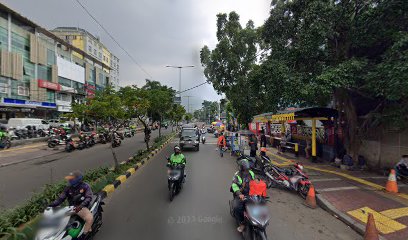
253,107,338,161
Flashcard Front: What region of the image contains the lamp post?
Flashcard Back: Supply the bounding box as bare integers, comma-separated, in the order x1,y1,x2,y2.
165,65,194,97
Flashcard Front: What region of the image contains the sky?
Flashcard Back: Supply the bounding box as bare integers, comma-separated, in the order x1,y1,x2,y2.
1,0,271,111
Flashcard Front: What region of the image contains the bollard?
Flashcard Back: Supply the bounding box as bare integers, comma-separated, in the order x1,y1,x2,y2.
295,143,299,157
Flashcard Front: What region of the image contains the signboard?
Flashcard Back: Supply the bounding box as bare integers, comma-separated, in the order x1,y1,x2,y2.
2,98,57,108
57,56,85,84
38,79,61,91
60,85,75,93
173,96,181,104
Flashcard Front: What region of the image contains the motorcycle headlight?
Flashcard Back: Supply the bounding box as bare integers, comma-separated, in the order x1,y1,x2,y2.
180,141,185,144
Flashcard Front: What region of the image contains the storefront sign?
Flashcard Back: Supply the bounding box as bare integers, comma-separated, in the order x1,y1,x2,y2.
2,98,57,108
0,107,34,113
60,85,75,93
38,79,62,91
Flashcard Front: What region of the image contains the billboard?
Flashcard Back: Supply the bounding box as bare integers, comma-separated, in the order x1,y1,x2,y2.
57,56,85,84
173,96,181,104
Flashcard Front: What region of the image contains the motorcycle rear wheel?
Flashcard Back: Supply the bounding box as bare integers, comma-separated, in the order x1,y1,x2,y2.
298,184,310,199
48,141,56,148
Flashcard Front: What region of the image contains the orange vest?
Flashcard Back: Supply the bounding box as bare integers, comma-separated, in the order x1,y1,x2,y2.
217,136,226,147
249,180,267,197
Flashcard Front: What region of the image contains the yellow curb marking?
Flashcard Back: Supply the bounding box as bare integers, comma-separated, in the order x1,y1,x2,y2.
381,207,408,219
347,207,406,234
116,175,127,184
0,143,45,153
136,162,142,168
267,150,408,201
127,168,136,174
102,184,115,194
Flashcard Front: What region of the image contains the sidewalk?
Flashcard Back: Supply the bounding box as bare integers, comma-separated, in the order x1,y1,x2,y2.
265,147,408,240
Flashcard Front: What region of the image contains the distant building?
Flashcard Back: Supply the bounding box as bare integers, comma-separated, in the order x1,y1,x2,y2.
0,3,110,120
51,27,120,90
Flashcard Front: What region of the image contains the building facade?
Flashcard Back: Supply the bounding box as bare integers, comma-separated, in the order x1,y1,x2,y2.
0,3,111,121
51,27,120,90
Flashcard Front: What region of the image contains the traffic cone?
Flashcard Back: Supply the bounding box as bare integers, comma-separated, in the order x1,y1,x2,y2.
304,185,317,209
364,213,379,240
385,169,398,193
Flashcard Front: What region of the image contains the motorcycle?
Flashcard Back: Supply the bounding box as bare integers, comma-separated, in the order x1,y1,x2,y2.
48,134,66,148
112,132,121,148
238,155,271,175
124,129,132,138
35,194,104,240
0,136,11,149
99,133,107,144
65,135,75,152
167,162,185,202
263,162,311,198
201,135,206,144
229,195,271,240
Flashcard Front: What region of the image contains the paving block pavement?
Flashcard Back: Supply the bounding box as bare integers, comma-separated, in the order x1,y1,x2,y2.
265,146,408,240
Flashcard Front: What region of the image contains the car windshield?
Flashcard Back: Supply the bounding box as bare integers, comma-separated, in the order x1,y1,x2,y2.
182,129,196,137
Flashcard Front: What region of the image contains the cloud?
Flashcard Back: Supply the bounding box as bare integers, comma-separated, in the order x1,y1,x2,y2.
1,0,271,110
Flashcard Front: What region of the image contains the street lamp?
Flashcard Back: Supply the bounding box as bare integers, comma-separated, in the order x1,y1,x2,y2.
165,65,194,97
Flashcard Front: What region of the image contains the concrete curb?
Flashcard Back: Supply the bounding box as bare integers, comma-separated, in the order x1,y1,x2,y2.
316,193,387,240
99,133,176,198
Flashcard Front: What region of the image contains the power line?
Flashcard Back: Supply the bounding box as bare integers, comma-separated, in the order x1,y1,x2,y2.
73,0,153,79
177,81,208,94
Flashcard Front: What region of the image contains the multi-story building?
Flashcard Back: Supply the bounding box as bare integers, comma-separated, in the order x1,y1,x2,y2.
51,27,120,90
0,3,111,120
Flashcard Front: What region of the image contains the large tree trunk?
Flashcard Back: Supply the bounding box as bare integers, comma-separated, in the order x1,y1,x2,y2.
138,116,150,150
335,88,360,165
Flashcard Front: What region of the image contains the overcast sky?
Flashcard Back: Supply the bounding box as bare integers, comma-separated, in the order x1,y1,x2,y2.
1,0,271,111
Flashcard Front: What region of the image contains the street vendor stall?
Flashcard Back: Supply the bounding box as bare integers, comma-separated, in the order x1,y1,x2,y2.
253,108,338,161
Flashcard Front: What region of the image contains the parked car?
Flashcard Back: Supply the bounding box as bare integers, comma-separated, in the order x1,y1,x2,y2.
7,118,49,130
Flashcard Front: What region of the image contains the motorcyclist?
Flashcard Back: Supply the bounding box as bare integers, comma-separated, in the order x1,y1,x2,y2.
231,159,255,233
0,125,7,140
217,132,226,156
49,171,93,237
168,145,186,182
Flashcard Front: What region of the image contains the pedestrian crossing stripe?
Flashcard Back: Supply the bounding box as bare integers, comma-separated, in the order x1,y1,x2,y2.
347,206,407,234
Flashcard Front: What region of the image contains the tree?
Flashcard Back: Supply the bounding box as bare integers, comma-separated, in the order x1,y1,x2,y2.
259,0,408,161
200,12,261,125
169,104,186,130
184,113,193,123
142,80,175,137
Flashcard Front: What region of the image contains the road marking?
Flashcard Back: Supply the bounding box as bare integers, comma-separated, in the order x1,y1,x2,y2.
0,142,45,153
381,207,408,219
102,184,115,194
312,178,342,182
348,207,406,234
116,175,127,184
265,149,408,201
318,186,359,192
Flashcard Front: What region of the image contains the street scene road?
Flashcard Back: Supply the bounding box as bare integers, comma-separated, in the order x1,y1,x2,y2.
96,137,360,240
0,0,407,239
0,128,171,210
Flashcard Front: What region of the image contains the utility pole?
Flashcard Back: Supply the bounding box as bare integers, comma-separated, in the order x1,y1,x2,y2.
165,65,195,99
184,95,193,113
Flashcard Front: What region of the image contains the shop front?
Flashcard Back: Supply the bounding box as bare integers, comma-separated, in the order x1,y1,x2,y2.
0,98,57,120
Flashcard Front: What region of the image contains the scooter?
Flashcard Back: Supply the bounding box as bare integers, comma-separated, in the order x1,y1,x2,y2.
202,135,206,144
229,195,271,240
48,134,66,148
0,136,11,149
35,194,104,240
167,161,185,202
263,162,311,198
124,129,132,138
65,135,76,152
112,132,121,148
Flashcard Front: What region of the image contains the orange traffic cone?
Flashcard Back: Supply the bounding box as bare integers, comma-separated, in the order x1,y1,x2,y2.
385,169,398,193
304,185,317,209
364,213,379,240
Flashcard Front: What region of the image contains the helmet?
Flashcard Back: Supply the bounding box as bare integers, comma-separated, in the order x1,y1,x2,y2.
260,147,267,153
65,170,83,187
174,145,181,153
238,159,250,170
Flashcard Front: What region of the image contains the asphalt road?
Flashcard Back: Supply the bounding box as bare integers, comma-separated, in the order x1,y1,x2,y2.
96,136,361,240
0,128,171,210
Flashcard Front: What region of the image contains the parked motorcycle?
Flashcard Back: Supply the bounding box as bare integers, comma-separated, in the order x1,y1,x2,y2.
167,162,185,202
0,136,11,149
99,132,107,144
35,194,104,240
65,135,76,152
124,129,132,138
263,162,311,198
48,134,66,148
229,195,270,240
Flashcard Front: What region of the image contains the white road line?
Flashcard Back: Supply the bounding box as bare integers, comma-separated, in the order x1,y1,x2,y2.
318,186,359,192
359,176,387,179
